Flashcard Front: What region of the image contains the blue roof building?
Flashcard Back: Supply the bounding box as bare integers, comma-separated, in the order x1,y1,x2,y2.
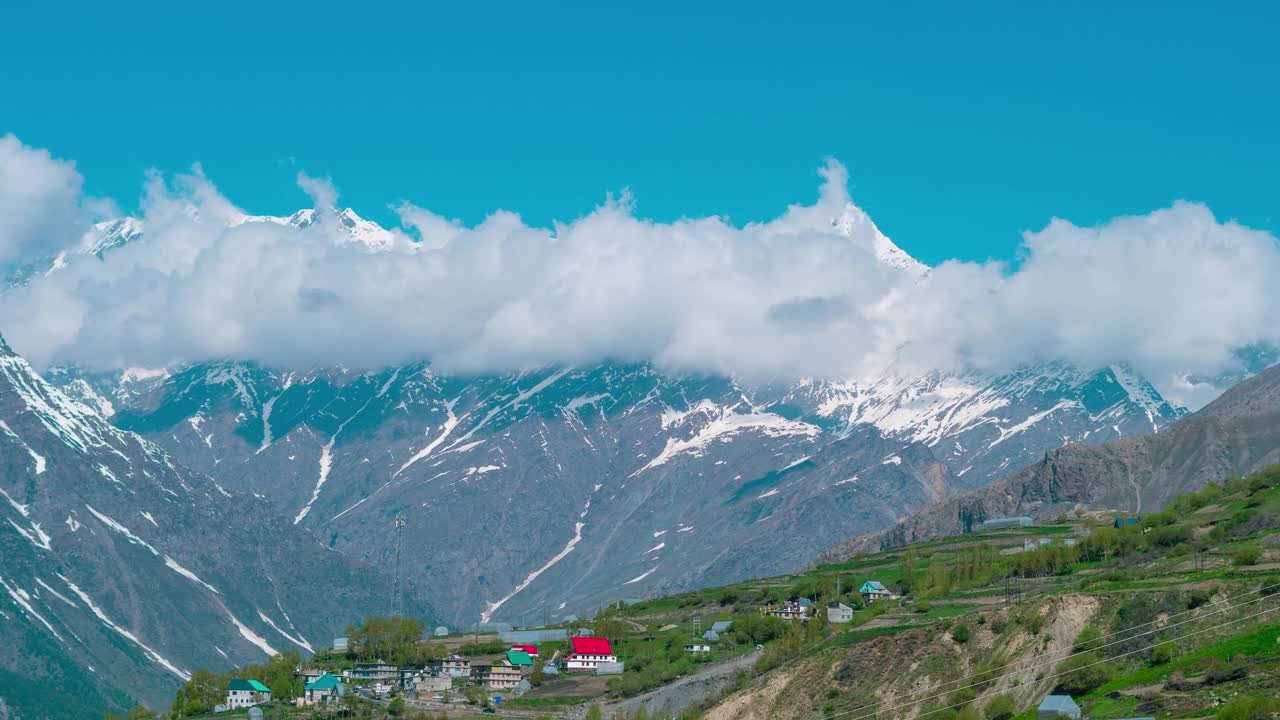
1037,695,1082,720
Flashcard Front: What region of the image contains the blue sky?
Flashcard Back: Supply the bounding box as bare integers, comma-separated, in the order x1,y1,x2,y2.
2,0,1276,265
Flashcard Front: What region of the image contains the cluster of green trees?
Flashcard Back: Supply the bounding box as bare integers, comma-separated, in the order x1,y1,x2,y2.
915,544,1001,598
345,615,430,663
170,650,302,717
605,634,703,696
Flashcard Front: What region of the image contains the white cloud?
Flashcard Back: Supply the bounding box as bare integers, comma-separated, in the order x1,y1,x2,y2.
0,134,98,266
0,144,1277,410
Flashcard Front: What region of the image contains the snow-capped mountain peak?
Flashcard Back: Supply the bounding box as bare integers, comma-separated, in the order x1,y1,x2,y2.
831,203,928,276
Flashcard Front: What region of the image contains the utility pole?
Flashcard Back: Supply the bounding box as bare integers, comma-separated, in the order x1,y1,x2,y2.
392,516,406,616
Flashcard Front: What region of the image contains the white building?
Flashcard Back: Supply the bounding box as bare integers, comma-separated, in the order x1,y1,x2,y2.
225,679,270,709
564,637,616,671
827,602,854,623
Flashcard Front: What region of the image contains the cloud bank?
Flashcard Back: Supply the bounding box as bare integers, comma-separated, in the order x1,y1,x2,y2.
0,134,99,266
1,134,1277,409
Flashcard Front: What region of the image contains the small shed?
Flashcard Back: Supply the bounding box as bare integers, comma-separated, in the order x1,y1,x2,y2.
542,665,559,677
433,626,450,637
1037,695,1082,720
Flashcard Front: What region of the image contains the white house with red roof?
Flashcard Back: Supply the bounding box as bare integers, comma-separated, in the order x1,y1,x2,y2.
510,643,539,657
564,637,616,671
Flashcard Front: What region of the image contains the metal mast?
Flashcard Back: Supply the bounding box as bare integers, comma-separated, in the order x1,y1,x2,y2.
392,516,406,616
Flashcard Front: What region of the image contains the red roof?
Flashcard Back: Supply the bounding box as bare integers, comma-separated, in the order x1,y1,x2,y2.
511,644,539,655
570,637,612,656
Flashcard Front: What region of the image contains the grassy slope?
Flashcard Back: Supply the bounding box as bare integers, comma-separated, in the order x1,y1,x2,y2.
588,469,1280,720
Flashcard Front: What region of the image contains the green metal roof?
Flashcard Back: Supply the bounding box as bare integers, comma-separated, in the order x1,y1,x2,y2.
305,672,341,690
228,678,270,692
506,649,534,666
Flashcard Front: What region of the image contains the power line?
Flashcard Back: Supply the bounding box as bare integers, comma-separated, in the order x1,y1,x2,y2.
821,582,1280,720
822,580,1280,720
892,604,1280,720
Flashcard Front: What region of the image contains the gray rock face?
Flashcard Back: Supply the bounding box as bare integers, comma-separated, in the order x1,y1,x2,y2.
822,362,1280,559
0,335,417,718
73,354,1184,628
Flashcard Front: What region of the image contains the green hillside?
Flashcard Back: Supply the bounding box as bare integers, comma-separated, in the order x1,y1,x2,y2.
153,468,1279,720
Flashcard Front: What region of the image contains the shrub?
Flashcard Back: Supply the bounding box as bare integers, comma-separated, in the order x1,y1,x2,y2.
951,624,972,644
1216,696,1277,720
1147,641,1175,666
1186,587,1215,609
985,694,1017,720
1260,577,1280,596
1149,523,1194,548
956,708,982,720
1054,652,1111,695
1205,661,1248,685
1234,545,1263,566
1072,626,1101,652
914,601,932,614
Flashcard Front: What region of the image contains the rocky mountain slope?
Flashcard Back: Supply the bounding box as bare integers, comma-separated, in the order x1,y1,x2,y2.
0,334,421,718
17,204,1186,628
824,361,1280,557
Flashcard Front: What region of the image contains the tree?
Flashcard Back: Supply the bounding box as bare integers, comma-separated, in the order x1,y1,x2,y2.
985,694,1016,720
388,697,406,716
1055,653,1111,695
1234,545,1263,566
899,550,918,594
586,705,604,720
170,669,227,717
951,624,971,644
1148,641,1176,666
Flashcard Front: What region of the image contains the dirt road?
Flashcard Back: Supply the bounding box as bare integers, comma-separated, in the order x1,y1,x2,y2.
595,650,761,719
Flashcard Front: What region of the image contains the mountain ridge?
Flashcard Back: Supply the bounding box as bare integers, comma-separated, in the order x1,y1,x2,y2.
818,361,1280,562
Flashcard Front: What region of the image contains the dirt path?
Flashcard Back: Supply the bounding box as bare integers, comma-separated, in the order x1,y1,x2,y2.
596,650,761,719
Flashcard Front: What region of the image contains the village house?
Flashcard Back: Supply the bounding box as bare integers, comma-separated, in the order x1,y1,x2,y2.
1037,695,1082,720
683,643,711,653
225,679,270,709
564,636,616,671
505,649,535,670
414,674,452,693
860,580,896,603
298,672,343,706
510,643,539,657
471,662,522,690
764,600,810,620
351,661,399,682
438,653,471,678
298,667,326,685
827,602,854,623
